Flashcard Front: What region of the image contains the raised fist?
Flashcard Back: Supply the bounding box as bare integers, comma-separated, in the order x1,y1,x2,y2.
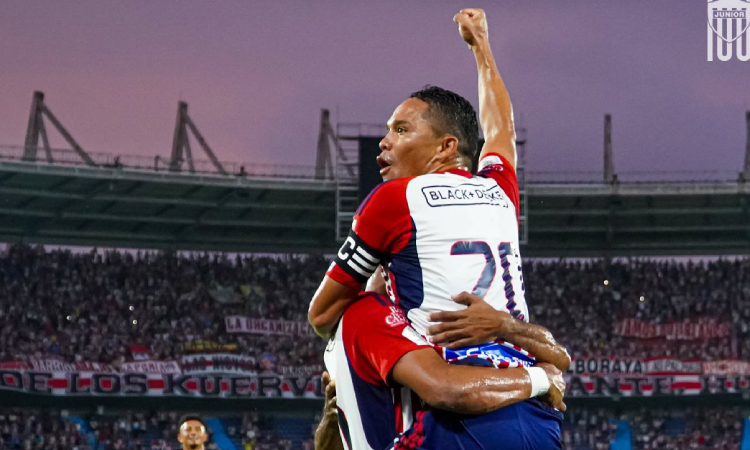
454,8,489,49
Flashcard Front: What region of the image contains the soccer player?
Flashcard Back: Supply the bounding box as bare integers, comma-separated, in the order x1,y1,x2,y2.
309,8,569,449
177,415,209,450
316,292,566,450
308,7,569,373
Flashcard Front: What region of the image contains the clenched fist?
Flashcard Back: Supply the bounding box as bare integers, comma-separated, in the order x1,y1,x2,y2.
454,8,489,50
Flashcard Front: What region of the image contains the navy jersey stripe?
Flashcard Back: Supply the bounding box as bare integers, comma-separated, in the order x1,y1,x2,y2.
388,218,424,315
343,333,398,449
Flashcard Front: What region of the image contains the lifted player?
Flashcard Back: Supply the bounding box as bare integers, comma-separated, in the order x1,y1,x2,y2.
317,292,566,450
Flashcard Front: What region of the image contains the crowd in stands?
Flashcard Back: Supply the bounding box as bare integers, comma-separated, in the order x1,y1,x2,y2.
0,409,316,450
629,407,744,450
526,258,750,360
1,245,749,365
561,408,615,450
0,410,84,450
0,245,327,369
1,406,745,450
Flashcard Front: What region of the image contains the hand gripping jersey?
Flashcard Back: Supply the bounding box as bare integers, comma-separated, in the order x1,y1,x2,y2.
327,153,529,337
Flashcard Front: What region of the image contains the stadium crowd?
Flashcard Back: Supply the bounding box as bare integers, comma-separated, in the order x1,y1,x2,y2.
0,245,749,365
1,406,745,450
0,409,315,450
0,244,327,368
628,407,744,450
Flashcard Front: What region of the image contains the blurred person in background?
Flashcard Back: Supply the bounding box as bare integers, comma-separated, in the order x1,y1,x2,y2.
177,415,209,450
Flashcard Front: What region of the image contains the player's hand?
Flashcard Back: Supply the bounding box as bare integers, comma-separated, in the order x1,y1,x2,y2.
454,8,489,50
315,371,344,450
536,363,567,412
427,291,510,348
322,371,337,420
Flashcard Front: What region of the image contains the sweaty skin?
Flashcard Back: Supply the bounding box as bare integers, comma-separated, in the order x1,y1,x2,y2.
428,292,571,372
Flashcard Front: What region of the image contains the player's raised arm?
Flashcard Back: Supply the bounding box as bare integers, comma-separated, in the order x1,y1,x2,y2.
455,8,517,170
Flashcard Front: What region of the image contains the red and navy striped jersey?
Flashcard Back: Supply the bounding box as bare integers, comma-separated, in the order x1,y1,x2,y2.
327,153,527,337
324,293,434,450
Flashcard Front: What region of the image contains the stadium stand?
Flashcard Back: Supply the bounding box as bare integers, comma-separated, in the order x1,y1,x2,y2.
1,244,750,449
0,409,316,450
1,244,749,364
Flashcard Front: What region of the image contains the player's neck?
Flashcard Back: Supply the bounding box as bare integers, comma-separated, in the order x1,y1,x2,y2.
429,161,469,174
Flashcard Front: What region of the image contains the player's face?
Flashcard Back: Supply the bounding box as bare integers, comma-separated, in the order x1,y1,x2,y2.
177,420,208,449
378,98,444,181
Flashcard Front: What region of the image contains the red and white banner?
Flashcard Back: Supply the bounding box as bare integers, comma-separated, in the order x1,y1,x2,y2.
703,360,750,376
614,318,731,340
0,368,747,399
181,353,257,375
28,359,115,373
121,360,181,374
128,345,151,361
570,356,705,377
642,357,702,376
0,369,323,398
225,316,316,337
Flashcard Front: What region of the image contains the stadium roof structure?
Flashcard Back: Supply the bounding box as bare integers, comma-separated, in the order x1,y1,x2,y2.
0,145,336,253
5,92,750,257
3,144,749,257
525,174,750,257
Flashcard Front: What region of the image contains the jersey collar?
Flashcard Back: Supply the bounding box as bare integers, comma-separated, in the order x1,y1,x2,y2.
433,168,473,178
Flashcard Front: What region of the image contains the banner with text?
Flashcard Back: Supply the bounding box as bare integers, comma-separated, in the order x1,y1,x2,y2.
181,353,257,375
614,318,731,340
0,370,322,398
224,316,316,337
120,360,181,375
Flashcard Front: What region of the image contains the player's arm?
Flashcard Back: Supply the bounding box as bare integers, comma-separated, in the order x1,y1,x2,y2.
455,8,516,170
393,350,565,415
428,292,571,372
309,277,362,338
309,181,410,338
309,263,386,339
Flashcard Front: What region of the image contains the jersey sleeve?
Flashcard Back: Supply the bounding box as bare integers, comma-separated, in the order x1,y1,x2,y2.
477,153,520,220
343,294,434,386
326,179,414,287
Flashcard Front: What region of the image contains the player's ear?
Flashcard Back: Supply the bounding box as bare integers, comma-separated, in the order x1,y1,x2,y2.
439,135,459,162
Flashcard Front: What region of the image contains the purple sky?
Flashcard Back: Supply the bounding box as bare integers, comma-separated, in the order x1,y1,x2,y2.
1,0,749,174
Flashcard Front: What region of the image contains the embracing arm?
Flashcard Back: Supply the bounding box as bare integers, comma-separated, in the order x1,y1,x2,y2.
392,348,566,415
428,292,571,372
455,8,517,169
309,277,361,338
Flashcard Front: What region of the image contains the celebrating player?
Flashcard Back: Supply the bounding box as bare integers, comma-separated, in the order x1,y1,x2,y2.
309,7,569,372
309,7,569,450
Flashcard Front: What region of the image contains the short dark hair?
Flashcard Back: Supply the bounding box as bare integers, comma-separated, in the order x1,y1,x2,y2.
178,414,208,430
410,85,479,170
